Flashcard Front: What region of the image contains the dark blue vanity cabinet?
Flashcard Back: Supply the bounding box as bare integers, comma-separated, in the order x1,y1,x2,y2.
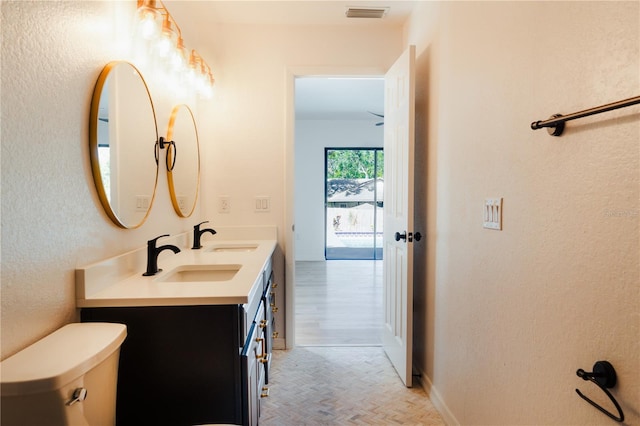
81,260,274,426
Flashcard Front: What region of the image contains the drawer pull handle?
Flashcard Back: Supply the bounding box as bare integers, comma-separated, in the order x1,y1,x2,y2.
260,354,270,364
259,319,268,329
261,387,270,398
271,305,279,313
256,337,266,359
272,331,279,339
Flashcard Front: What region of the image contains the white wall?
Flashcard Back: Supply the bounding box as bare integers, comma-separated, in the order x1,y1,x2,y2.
0,1,204,359
6,2,636,424
195,23,401,242
0,2,402,358
405,2,639,424
294,120,383,260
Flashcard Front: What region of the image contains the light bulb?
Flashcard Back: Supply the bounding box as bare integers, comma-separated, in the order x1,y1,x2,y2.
156,35,172,58
187,51,200,89
200,82,214,99
137,7,160,40
170,39,187,72
156,17,178,58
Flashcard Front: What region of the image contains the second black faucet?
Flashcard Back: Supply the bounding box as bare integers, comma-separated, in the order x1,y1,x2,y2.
192,221,217,249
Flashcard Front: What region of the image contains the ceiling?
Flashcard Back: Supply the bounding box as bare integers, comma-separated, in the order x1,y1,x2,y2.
166,1,416,27
165,1,416,121
295,77,384,121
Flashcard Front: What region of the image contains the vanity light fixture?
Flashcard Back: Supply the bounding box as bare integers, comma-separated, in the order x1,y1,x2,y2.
135,0,214,99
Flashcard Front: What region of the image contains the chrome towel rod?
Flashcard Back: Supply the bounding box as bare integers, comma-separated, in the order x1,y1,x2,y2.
531,95,640,136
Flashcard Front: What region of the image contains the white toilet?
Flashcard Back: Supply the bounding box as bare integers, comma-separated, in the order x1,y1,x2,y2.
1,322,127,426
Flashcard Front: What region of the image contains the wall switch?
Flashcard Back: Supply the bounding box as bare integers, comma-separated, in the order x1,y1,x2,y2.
219,196,231,213
135,195,151,212
483,198,503,230
255,196,270,212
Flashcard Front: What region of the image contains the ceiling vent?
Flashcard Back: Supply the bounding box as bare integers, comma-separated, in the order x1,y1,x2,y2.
345,7,389,19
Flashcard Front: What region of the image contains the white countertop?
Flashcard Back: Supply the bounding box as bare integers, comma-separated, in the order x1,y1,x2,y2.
76,236,277,308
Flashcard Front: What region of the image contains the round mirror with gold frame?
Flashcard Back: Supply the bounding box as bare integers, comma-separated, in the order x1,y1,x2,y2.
89,61,159,228
166,104,200,217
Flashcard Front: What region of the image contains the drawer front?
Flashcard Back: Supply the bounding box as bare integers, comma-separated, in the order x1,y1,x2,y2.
262,258,273,294
241,303,266,426
262,283,274,382
240,276,265,343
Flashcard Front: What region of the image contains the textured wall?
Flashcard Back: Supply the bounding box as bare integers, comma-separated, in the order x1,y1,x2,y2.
406,2,639,424
0,1,202,359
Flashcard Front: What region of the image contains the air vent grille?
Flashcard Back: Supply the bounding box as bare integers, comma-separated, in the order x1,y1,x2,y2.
345,7,389,19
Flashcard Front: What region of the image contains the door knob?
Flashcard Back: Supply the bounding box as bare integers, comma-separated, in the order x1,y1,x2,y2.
394,232,407,242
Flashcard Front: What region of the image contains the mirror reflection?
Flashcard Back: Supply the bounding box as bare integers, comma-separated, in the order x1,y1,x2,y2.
89,61,159,228
166,104,200,217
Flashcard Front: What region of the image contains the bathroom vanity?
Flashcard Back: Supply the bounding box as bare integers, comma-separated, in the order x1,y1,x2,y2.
77,233,278,426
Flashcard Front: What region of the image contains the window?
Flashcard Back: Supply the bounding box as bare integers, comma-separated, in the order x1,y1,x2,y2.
325,148,383,260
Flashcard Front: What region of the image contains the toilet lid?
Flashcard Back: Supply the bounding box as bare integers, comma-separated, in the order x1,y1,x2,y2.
1,323,126,395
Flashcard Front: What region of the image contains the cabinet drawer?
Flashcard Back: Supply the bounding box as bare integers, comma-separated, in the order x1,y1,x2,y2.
262,283,274,382
241,303,266,426
240,276,265,343
262,258,273,294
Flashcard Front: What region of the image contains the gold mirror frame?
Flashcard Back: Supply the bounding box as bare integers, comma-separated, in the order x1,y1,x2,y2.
89,61,159,228
166,104,200,217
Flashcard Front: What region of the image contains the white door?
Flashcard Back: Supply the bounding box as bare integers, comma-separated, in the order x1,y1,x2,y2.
382,45,416,387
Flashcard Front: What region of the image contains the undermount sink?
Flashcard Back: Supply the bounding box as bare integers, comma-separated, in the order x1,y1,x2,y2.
158,264,242,282
206,244,258,253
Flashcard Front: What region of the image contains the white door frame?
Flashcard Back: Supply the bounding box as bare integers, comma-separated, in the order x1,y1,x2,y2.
284,66,386,349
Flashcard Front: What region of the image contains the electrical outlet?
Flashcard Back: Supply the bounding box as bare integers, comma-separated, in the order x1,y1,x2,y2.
483,198,503,230
177,196,187,211
219,196,230,213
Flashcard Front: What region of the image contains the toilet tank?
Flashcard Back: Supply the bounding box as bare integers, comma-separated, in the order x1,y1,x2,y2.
1,322,127,426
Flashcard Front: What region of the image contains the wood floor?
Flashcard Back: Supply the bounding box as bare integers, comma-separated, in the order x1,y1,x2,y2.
258,261,445,425
295,260,383,346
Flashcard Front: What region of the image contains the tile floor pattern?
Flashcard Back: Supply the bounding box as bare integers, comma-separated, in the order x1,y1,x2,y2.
260,346,445,425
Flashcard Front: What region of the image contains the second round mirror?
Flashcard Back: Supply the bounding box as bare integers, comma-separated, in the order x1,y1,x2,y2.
166,104,200,217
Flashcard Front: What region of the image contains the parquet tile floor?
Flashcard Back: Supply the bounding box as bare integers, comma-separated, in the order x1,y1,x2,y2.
260,261,445,425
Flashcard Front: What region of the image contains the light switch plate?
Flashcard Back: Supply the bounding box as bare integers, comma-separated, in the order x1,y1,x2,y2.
483,198,503,230
135,195,151,212
255,196,270,212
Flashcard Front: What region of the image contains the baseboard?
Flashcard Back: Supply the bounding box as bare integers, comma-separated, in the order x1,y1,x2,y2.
273,337,286,350
414,367,459,426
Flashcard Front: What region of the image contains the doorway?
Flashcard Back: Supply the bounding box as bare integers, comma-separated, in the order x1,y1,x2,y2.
292,75,384,346
325,148,384,260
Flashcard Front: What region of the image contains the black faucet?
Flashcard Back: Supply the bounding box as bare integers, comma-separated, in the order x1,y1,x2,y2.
142,234,181,276
192,221,217,249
